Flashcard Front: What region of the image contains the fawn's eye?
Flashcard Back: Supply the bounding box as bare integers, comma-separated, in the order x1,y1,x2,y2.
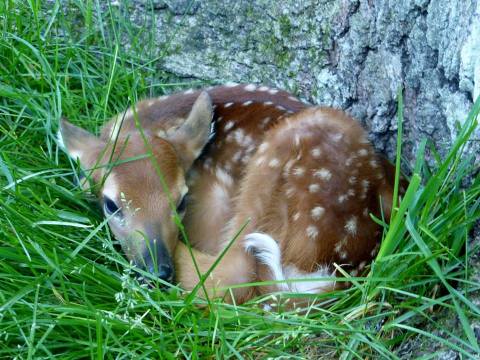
103,196,121,216
177,194,187,214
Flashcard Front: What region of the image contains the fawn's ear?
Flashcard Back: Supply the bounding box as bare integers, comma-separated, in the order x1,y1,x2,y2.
165,91,214,169
58,118,106,170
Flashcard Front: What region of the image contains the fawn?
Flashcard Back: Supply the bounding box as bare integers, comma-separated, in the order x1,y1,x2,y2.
59,84,398,304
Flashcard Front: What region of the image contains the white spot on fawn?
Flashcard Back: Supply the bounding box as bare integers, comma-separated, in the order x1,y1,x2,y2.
258,86,269,91
224,102,234,108
203,158,213,170
345,217,358,235
276,105,286,111
314,168,332,181
311,206,325,221
268,89,279,95
232,151,242,163
288,96,300,102
363,208,369,217
258,143,269,153
184,88,194,94
241,155,251,165
345,156,356,167
334,242,342,254
224,121,234,131
244,84,257,92
242,100,253,106
263,101,273,106
306,225,318,240
348,176,357,185
361,180,370,199
293,212,301,221
330,133,343,142
233,129,245,145
268,158,280,168
362,180,370,190
358,148,368,157
243,134,254,147
260,117,271,127
293,167,305,177
255,157,266,166
311,148,321,158
309,183,320,193
225,82,238,87
335,237,347,254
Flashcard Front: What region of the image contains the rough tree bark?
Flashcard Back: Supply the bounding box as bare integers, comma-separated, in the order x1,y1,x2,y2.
129,0,479,167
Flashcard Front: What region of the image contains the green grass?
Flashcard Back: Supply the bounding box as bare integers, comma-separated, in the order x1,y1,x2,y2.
1,1,479,358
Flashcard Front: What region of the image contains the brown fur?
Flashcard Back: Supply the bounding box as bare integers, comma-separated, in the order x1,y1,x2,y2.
60,84,402,304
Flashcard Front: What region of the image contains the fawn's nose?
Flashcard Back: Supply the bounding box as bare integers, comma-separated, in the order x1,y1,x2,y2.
148,263,173,282
141,227,175,283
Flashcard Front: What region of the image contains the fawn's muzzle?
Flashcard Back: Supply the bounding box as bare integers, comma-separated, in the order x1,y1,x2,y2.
141,229,174,283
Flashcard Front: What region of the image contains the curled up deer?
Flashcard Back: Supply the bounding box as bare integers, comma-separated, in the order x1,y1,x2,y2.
59,84,400,304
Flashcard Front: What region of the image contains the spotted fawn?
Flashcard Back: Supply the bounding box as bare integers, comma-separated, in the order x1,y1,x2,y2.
59,84,399,303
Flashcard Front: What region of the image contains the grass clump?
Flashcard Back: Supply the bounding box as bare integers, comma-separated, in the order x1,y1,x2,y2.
1,1,479,358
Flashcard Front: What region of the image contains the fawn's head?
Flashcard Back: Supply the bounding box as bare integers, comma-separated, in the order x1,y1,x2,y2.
59,92,213,283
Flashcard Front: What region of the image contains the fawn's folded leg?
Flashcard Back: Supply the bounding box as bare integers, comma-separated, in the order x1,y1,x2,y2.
174,241,257,303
